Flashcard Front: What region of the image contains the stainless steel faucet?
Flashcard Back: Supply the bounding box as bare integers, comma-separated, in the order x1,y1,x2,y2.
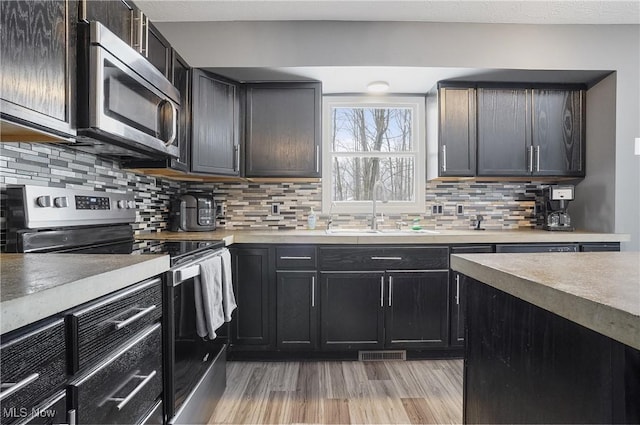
370,180,386,230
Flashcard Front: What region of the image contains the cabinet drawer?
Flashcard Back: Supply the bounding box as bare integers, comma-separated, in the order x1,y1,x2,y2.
0,319,66,425
15,390,67,425
68,278,162,373
276,246,316,269
71,324,162,425
319,246,449,271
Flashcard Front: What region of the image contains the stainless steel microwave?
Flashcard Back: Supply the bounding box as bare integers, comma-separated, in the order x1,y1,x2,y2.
75,21,180,160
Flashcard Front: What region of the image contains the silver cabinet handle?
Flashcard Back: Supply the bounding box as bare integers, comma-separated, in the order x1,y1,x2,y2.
371,256,402,261
528,146,534,172
68,409,77,425
311,276,315,307
233,145,239,171
144,15,149,58
316,145,320,174
280,256,312,260
536,145,540,172
442,145,447,172
388,276,393,307
455,274,460,305
105,370,157,411
113,305,157,330
380,276,384,307
0,373,39,401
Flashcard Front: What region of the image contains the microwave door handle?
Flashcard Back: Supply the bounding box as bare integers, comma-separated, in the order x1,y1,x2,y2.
165,101,178,147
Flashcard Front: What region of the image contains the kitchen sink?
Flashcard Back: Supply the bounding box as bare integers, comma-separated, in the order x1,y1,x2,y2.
325,228,440,235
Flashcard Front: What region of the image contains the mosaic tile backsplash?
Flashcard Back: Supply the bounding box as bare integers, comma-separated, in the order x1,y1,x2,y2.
190,180,539,231
1,142,540,246
0,142,184,249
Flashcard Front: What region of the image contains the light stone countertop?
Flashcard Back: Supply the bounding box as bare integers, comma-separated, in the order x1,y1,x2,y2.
0,253,170,335
450,252,640,350
137,228,629,245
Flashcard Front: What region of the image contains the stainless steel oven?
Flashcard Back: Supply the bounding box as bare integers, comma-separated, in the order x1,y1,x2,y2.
165,246,228,425
76,21,180,160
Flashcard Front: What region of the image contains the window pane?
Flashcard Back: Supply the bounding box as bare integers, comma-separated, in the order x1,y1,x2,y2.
332,156,415,202
331,107,413,152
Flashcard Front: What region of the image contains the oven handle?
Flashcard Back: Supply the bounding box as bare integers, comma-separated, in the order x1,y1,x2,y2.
169,250,224,286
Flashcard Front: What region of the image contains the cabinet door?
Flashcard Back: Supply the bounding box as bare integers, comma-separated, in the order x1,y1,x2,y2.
145,20,171,79
320,272,384,350
80,0,133,44
276,271,318,350
191,70,240,175
439,87,476,176
477,88,531,176
245,82,321,177
1,0,76,137
170,50,190,172
385,271,449,349
532,89,585,177
231,247,273,348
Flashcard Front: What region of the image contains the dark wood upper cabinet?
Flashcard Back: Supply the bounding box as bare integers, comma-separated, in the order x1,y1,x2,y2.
79,0,133,44
145,20,171,79
191,70,241,175
477,87,532,176
1,0,77,138
438,86,476,177
170,50,191,172
477,85,585,177
532,89,585,176
245,82,322,178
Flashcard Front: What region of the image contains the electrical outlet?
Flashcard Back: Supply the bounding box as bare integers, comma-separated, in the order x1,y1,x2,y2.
271,203,280,215
432,204,444,215
456,204,464,215
215,202,225,217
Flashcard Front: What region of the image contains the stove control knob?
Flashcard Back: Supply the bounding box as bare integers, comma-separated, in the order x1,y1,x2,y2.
117,199,128,209
127,200,136,209
36,195,51,207
53,197,68,208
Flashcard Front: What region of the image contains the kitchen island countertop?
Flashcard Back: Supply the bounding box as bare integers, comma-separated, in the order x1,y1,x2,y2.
136,228,630,245
451,252,640,350
0,253,170,335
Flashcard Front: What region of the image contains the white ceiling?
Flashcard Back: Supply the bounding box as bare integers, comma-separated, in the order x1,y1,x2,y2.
136,0,640,25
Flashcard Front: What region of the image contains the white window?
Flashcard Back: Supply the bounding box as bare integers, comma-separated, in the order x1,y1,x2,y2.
322,95,425,214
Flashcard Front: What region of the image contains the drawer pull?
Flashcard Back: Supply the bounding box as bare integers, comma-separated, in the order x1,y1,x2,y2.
113,305,157,330
371,256,403,261
0,373,39,401
280,256,312,260
105,370,157,411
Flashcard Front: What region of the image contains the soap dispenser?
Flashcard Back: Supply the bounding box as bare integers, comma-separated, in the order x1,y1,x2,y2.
307,207,317,230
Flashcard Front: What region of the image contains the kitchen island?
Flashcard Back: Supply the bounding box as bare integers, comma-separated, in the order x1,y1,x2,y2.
451,252,639,424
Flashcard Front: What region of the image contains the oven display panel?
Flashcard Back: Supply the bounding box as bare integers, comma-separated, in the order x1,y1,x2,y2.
75,195,110,210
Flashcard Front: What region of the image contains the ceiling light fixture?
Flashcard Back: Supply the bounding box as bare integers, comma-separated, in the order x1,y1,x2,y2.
367,81,390,93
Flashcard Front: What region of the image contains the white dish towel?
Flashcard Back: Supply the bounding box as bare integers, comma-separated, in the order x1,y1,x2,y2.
194,248,236,339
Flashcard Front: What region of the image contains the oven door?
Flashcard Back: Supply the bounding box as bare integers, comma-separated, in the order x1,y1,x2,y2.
166,252,227,424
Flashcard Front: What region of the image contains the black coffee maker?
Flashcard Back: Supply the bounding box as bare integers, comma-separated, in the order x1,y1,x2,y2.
538,185,575,231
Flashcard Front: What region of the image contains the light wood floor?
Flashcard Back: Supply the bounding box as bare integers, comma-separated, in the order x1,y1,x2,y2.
208,359,463,424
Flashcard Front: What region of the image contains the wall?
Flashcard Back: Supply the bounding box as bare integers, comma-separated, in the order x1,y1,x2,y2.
0,143,183,250
158,21,640,249
572,73,617,232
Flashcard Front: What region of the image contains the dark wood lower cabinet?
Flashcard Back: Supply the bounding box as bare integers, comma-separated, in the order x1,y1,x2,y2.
385,271,449,349
464,278,639,424
231,247,273,349
320,272,385,350
276,271,318,350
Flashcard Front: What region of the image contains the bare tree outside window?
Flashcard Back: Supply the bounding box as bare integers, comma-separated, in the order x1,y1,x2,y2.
331,107,415,202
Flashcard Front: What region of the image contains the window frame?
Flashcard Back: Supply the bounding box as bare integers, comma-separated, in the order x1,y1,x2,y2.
322,95,426,214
